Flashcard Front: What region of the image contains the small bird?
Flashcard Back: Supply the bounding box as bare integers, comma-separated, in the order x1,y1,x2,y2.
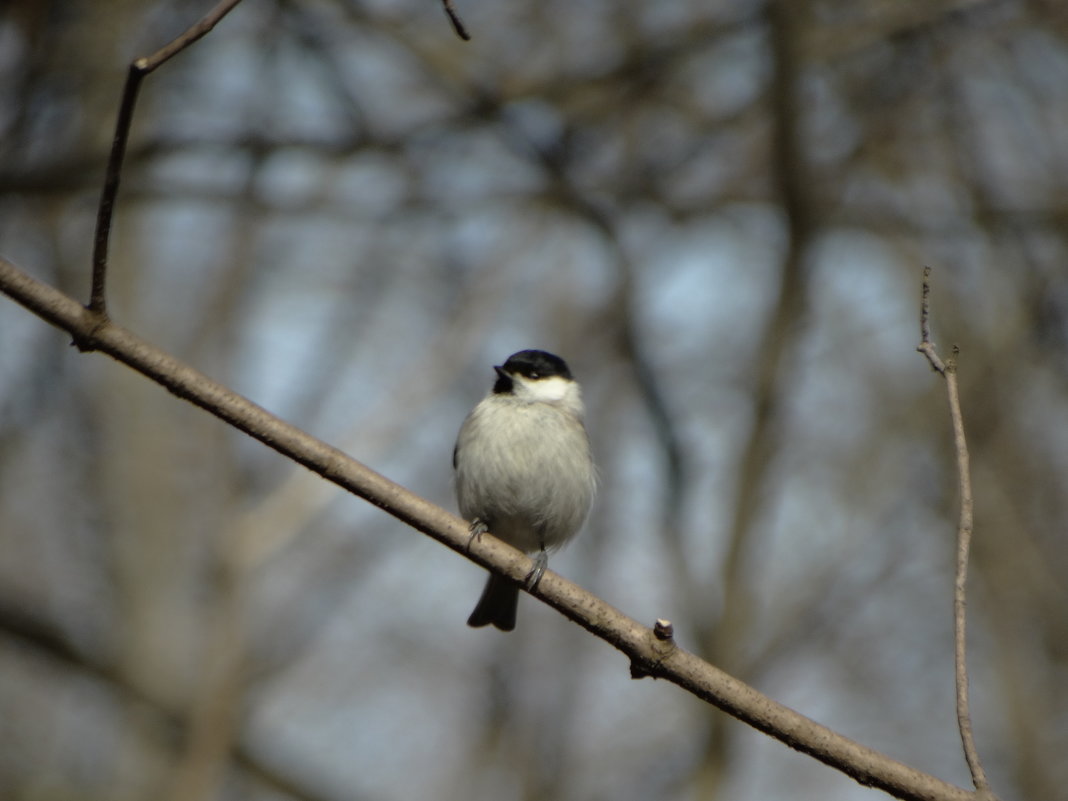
454,349,596,631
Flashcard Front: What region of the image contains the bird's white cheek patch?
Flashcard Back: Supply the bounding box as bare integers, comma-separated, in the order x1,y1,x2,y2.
523,376,573,402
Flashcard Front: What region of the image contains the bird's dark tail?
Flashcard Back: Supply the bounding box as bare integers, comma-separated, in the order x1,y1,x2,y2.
467,573,519,631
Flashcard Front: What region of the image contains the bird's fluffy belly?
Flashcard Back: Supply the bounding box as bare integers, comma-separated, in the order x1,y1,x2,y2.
455,400,593,553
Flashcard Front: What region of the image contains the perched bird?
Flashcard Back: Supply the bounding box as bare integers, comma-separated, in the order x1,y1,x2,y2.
454,349,596,631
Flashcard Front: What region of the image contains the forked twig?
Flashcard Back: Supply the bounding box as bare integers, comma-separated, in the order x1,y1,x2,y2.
89,0,247,315
916,267,992,796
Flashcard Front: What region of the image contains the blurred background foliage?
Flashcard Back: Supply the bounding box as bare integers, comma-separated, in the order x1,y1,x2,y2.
1,0,1067,799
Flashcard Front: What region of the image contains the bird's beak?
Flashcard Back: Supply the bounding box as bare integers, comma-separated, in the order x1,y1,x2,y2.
493,365,507,379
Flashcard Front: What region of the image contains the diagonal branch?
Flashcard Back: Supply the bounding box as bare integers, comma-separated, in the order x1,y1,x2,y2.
90,0,247,314
2,255,981,801
916,267,994,797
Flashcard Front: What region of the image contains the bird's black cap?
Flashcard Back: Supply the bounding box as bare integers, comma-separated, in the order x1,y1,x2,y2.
493,349,572,394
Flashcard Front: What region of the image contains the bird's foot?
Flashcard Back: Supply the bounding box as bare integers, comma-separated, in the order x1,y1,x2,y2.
524,550,548,591
466,519,489,552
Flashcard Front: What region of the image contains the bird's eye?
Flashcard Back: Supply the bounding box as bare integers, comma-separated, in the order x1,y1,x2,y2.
529,371,540,379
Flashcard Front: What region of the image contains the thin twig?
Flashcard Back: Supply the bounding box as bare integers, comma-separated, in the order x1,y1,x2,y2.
916,266,992,795
89,0,247,314
441,0,472,41
89,66,141,315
